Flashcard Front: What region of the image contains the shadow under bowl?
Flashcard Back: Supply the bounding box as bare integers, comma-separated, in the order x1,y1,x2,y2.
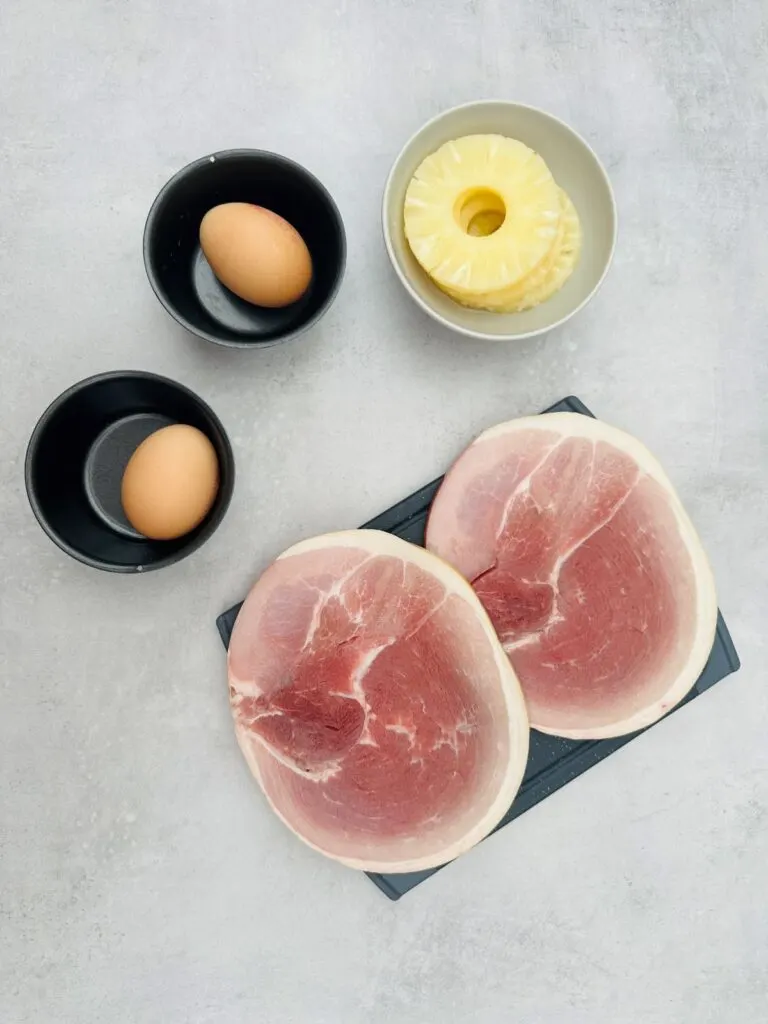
143,149,347,348
25,371,235,572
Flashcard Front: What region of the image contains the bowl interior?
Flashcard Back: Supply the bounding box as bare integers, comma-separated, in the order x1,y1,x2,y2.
144,151,346,347
384,102,616,340
26,373,234,572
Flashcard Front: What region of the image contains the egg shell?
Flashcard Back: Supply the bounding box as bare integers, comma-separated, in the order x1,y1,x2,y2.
199,203,313,308
121,424,220,541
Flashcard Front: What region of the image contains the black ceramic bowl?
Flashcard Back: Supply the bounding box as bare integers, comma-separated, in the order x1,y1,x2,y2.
25,371,235,573
143,149,346,348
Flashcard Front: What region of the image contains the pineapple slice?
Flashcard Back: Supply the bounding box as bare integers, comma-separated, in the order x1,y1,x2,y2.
441,189,582,312
513,190,581,311
404,135,561,294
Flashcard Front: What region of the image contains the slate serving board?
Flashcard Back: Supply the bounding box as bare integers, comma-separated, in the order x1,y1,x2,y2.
216,396,741,900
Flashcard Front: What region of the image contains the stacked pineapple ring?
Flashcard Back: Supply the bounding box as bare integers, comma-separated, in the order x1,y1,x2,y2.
403,135,582,313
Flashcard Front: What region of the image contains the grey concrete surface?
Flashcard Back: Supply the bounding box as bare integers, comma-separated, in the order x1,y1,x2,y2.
2,2,767,1022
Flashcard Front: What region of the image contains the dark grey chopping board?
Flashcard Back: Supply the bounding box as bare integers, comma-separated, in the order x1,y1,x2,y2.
216,396,740,900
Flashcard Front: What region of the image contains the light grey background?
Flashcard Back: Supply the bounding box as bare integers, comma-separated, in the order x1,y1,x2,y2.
2,2,766,1022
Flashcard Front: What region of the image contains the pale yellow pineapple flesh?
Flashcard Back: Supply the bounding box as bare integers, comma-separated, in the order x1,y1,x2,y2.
403,134,581,314
440,190,582,312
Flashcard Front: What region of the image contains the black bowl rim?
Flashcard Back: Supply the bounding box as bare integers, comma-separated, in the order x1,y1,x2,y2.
25,370,236,573
142,148,347,349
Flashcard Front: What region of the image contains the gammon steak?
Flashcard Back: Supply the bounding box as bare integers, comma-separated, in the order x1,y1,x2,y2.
227,530,529,872
426,413,718,739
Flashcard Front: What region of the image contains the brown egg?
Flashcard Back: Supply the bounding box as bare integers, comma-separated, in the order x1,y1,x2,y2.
121,424,219,541
199,203,313,308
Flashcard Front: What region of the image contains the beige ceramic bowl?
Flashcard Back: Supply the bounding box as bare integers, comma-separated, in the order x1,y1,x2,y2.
382,100,617,341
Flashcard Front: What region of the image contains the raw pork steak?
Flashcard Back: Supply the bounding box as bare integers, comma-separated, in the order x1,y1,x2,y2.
426,413,717,739
228,530,529,872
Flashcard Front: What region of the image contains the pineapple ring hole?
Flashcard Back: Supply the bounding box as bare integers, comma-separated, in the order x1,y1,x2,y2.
455,189,506,237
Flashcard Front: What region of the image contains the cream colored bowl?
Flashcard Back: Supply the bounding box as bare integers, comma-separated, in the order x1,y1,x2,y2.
382,101,617,341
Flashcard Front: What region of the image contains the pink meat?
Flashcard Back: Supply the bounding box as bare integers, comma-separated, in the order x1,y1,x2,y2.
227,532,528,871
426,415,717,738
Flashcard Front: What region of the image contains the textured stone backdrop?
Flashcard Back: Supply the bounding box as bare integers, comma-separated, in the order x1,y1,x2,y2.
1,2,766,1022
